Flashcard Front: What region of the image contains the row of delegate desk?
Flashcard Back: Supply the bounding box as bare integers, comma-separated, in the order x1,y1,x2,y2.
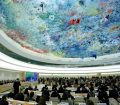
7,98,112,105
0,82,37,93
6,91,120,105
1,84,120,105
7,87,120,105
27,85,120,105
7,89,100,105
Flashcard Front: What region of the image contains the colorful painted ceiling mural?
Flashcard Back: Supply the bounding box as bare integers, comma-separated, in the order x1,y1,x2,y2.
0,0,120,59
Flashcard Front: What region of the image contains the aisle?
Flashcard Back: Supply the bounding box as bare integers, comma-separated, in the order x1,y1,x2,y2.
36,84,45,91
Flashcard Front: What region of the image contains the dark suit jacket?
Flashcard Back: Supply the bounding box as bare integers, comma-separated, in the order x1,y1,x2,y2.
0,100,8,105
51,91,61,99
8,92,15,99
42,90,50,101
109,90,119,99
13,81,21,94
14,93,24,101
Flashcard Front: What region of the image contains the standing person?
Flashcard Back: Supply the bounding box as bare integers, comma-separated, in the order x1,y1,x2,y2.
13,78,21,95
34,85,39,91
98,85,109,105
0,95,8,105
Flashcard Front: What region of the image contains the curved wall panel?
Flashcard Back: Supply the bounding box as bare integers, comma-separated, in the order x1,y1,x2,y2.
0,52,120,74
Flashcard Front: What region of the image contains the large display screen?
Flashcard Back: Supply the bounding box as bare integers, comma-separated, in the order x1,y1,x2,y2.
26,72,38,81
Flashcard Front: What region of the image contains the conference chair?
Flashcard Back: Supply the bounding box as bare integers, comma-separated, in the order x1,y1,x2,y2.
89,97,99,105
74,97,85,105
49,97,60,105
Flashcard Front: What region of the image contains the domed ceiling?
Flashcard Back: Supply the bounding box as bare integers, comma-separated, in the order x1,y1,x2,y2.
0,0,120,65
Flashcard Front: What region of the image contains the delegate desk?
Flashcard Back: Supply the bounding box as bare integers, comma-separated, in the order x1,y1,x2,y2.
59,93,87,98
74,93,87,98
8,99,37,105
66,87,77,92
28,90,41,94
46,101,52,105
97,103,107,105
58,102,69,105
109,98,119,105
28,90,42,96
36,92,42,97
79,103,86,105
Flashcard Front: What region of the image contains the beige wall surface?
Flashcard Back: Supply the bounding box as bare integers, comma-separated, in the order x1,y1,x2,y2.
0,68,20,80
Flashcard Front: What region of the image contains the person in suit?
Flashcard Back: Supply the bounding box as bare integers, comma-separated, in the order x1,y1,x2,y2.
0,95,8,105
61,90,74,105
109,87,119,100
13,78,21,95
51,89,61,99
24,88,29,95
29,92,35,101
34,85,38,91
76,85,81,93
87,84,95,98
41,85,48,92
62,90,74,100
52,85,57,91
28,84,33,90
98,85,109,105
7,89,15,99
24,88,29,102
42,88,50,101
86,99,94,105
0,81,3,85
14,88,24,101
58,85,64,93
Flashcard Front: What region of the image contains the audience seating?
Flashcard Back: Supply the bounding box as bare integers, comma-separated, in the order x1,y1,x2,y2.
46,101,53,105
1,75,120,105
118,98,120,102
89,97,99,105
109,98,119,105
74,97,85,105
58,102,69,105
97,103,107,105
79,103,86,105
49,97,60,105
